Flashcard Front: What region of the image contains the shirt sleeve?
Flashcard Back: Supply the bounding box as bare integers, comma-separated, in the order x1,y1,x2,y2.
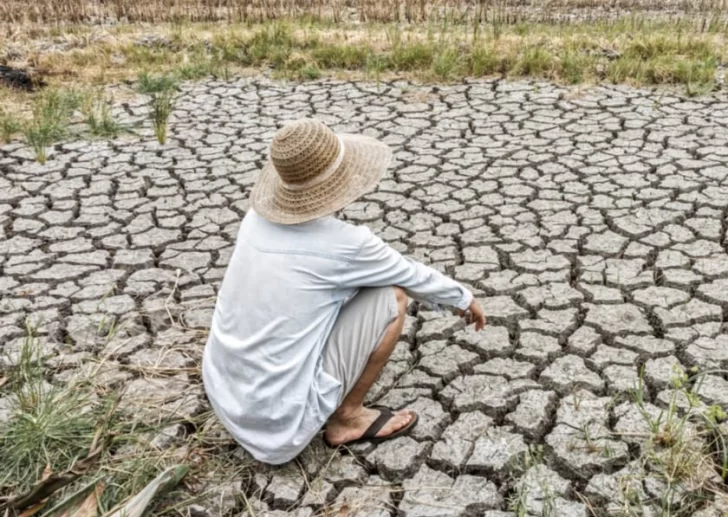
339,227,473,311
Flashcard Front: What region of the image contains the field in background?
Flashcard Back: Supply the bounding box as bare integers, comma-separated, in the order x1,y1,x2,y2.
3,0,728,159
2,0,728,24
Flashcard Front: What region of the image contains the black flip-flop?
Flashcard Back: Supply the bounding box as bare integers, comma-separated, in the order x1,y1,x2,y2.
324,407,418,448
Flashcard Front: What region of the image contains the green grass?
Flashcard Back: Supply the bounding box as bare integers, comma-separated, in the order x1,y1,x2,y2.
165,21,720,94
0,324,248,516
612,367,728,516
82,91,122,137
1,16,726,160
23,88,84,163
137,71,178,94
0,110,23,144
4,17,723,101
150,89,176,144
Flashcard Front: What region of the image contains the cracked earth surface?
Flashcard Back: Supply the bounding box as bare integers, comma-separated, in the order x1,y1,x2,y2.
2,78,728,516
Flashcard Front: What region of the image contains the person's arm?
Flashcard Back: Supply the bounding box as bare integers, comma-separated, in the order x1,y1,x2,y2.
339,228,486,330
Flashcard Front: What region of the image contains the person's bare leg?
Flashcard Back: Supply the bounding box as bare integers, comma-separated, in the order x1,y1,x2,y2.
325,287,415,446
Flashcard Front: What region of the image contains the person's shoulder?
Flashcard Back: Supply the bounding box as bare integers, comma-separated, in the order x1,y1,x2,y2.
316,217,375,256
321,217,372,240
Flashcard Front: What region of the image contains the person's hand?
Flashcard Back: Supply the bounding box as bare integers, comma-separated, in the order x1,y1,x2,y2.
457,298,486,331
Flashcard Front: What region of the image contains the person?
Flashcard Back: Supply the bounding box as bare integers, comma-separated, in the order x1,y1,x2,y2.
202,118,486,465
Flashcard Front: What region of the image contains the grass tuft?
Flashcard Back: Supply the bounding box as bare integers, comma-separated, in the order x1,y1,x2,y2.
0,321,250,516
82,91,122,137
23,88,84,163
150,89,176,144
0,110,24,144
137,71,178,94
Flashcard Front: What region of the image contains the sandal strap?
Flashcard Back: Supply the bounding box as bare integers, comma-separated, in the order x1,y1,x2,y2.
361,408,394,440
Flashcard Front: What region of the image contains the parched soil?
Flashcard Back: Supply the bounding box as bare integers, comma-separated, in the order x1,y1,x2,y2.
2,77,728,515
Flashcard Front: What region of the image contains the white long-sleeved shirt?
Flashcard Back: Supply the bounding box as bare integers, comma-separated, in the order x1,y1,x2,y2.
201,209,472,464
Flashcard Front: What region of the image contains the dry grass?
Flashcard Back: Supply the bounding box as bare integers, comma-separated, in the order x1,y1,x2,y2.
0,323,251,517
1,0,728,24
1,15,725,157
1,17,726,99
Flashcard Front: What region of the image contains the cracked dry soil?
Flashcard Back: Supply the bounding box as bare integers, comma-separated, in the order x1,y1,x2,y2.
2,77,728,516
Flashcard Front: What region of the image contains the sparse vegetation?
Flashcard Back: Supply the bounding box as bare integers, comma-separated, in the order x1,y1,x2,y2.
82,90,121,137
2,16,725,100
2,0,728,24
0,323,248,516
606,367,728,516
137,72,178,95
150,88,176,144
0,110,23,143
23,88,83,163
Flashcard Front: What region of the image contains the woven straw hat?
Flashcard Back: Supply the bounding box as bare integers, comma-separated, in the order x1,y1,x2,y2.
250,119,392,225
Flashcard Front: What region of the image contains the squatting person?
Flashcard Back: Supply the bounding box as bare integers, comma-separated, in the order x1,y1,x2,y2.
202,118,486,465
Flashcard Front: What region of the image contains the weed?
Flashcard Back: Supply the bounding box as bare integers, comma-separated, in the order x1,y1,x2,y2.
23,88,84,163
514,46,555,78
471,43,501,77
0,332,99,491
0,322,248,515
82,91,121,137
432,45,462,80
0,110,23,143
560,50,588,84
298,63,322,80
150,89,176,144
137,71,178,94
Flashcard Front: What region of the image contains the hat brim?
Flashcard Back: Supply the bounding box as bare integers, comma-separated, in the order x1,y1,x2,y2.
250,134,392,225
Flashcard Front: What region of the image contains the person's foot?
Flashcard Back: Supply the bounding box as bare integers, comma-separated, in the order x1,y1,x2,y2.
325,406,415,446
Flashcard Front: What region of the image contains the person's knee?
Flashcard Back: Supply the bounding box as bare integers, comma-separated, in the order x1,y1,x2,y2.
393,287,408,318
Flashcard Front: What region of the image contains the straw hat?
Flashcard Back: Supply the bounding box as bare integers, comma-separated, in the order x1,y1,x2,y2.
250,119,392,225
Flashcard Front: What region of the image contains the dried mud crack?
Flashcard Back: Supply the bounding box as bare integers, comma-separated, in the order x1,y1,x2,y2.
2,77,728,516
